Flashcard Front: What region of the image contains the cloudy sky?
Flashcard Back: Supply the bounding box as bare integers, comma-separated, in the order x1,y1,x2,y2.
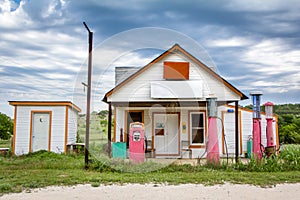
1,0,300,117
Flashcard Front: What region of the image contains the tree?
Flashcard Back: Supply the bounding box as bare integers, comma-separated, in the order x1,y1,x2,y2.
278,114,300,144
98,110,108,119
281,114,294,124
279,124,300,144
0,112,14,140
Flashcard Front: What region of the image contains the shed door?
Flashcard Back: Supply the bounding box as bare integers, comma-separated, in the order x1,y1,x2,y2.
31,112,51,152
153,113,179,156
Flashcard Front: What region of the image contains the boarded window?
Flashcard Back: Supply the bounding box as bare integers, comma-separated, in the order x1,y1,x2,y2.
164,61,189,80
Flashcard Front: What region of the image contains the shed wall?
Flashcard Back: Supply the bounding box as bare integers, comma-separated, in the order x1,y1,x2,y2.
67,107,78,145
14,106,66,155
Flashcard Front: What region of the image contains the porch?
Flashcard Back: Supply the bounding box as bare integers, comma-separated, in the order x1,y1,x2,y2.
107,101,240,161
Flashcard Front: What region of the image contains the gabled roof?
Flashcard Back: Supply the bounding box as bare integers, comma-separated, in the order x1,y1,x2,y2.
103,44,248,102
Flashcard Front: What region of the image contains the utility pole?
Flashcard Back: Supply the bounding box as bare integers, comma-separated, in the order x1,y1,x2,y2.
83,22,93,168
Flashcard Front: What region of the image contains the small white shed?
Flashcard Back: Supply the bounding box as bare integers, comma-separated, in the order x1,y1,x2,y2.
9,101,81,155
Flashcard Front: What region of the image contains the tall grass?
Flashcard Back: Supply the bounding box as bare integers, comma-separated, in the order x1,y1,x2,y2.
226,144,300,172
88,145,300,173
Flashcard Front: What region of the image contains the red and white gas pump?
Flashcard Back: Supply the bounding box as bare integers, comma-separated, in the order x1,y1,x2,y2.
129,122,145,163
264,102,275,157
206,97,219,165
250,91,263,160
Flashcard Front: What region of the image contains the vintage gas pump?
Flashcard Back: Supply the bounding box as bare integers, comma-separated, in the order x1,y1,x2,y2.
206,97,219,164
129,122,145,163
264,102,275,157
250,91,263,160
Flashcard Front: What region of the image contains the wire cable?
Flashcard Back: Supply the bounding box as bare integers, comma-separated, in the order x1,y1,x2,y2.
197,117,229,165
217,117,229,164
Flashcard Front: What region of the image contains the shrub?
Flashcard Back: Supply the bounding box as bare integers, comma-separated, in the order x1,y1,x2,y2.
0,113,13,140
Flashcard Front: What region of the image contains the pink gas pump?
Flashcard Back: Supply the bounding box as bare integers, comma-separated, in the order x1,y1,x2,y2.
206,97,219,165
129,122,145,163
250,91,263,160
264,102,275,157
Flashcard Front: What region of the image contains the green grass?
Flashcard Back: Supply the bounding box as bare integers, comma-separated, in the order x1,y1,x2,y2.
0,139,11,148
1,146,300,195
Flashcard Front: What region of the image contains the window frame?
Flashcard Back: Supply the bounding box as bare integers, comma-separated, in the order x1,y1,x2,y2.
189,111,206,147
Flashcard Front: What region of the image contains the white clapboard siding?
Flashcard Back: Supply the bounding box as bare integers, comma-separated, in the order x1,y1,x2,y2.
14,107,31,155
49,107,66,153
108,51,240,102
67,107,78,145
219,106,278,156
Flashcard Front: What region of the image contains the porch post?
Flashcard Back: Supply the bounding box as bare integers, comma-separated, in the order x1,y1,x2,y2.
235,101,239,163
108,103,112,158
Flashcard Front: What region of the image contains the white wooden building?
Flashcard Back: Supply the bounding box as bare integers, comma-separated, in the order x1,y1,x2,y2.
9,101,81,155
103,44,278,158
218,105,278,157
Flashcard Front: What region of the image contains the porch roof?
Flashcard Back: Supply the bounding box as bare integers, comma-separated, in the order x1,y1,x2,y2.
110,101,235,107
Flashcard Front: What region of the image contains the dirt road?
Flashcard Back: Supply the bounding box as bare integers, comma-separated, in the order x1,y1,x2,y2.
2,183,300,200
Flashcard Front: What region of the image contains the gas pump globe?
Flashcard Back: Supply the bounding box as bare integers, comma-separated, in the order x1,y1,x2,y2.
206,97,219,164
250,91,263,160
264,102,274,119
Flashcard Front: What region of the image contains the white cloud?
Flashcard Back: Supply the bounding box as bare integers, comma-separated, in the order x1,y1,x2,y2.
226,0,300,12
242,38,300,74
207,37,253,47
0,0,31,28
113,52,159,67
0,28,85,71
88,0,148,11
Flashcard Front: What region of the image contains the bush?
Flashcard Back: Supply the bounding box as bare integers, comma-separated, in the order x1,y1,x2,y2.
279,114,300,144
0,113,13,140
280,124,300,144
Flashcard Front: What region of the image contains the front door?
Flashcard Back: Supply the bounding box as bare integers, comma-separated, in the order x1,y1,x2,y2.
31,112,51,152
153,113,180,156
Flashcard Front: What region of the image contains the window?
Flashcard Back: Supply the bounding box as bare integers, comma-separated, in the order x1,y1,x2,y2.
190,112,205,145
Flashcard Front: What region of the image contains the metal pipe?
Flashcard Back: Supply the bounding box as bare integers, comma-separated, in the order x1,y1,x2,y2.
83,22,93,168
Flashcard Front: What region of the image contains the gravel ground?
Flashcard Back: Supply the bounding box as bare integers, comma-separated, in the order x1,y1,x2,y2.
1,183,300,200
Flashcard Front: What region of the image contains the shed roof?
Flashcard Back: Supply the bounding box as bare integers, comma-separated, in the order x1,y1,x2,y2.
103,44,248,102
8,101,81,112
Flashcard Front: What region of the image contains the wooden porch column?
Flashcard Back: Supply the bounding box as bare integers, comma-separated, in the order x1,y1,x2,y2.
235,101,239,163
108,103,112,158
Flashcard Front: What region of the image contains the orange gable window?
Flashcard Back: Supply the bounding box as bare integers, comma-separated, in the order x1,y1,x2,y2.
163,61,189,80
